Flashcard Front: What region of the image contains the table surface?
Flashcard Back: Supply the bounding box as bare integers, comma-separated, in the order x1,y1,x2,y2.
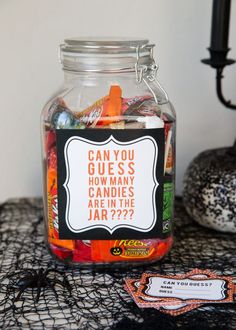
0,198,235,330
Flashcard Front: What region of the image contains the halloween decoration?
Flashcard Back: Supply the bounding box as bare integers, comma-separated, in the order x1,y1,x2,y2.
11,268,71,302
183,141,236,233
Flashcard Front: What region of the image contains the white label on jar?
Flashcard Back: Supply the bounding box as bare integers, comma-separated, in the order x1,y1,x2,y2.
63,135,158,235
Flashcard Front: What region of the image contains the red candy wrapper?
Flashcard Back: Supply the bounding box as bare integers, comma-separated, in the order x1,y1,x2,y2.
72,241,92,262
50,244,73,261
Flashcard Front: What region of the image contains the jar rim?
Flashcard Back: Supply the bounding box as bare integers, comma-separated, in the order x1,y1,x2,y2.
61,37,154,54
60,37,156,73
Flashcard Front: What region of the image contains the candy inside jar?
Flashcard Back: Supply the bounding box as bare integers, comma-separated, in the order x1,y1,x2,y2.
41,38,176,267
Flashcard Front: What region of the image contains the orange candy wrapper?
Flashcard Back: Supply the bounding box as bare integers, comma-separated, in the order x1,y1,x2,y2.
47,137,75,251
98,85,122,125
91,238,173,263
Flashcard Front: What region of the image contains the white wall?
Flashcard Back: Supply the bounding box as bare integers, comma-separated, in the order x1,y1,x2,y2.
0,0,235,201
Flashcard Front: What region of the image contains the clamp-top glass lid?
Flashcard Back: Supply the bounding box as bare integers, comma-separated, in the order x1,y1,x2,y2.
60,37,155,72
62,37,153,53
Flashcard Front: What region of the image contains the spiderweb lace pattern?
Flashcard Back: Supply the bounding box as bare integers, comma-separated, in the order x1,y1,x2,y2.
0,198,235,329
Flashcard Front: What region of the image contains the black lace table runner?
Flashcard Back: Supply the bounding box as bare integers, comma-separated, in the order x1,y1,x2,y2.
0,198,235,329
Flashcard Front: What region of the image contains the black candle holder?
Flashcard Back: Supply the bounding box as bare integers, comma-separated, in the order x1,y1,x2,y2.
183,0,236,236
202,0,236,110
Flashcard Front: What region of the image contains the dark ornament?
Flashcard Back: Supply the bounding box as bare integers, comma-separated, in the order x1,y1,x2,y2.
183,141,236,233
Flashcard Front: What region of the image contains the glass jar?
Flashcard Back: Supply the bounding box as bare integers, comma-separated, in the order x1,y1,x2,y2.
41,38,176,267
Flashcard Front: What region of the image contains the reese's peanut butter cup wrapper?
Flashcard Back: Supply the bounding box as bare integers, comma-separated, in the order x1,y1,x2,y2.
91,239,170,262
